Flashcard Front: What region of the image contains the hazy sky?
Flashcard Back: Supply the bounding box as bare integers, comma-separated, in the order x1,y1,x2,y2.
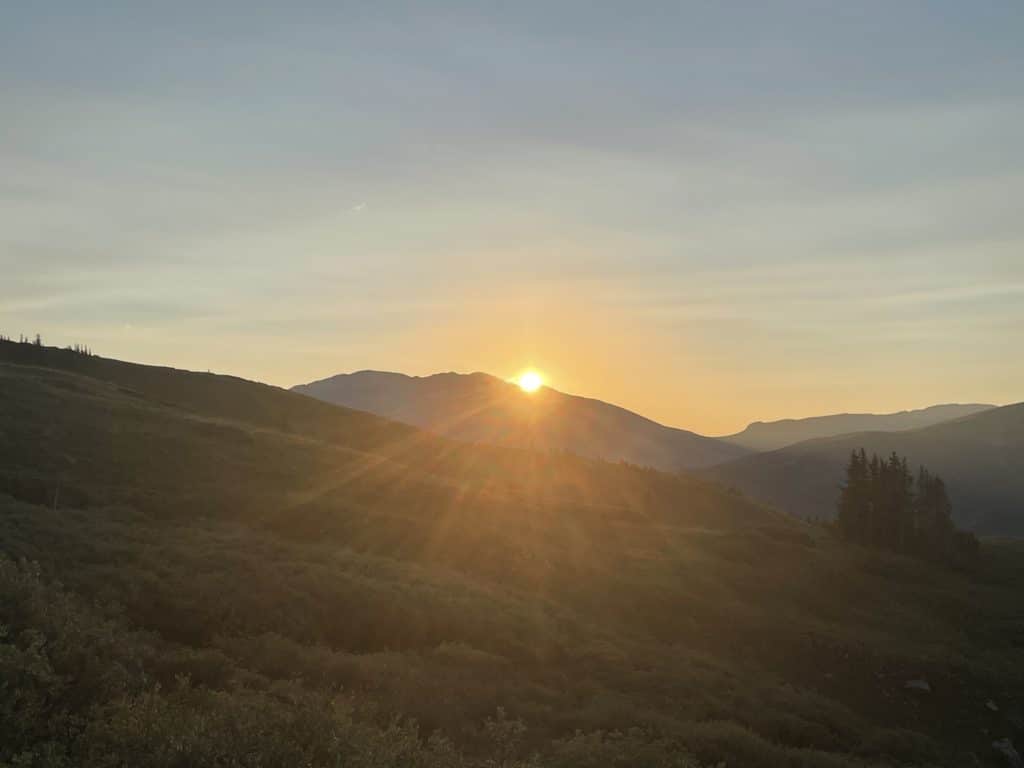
3,2,1022,434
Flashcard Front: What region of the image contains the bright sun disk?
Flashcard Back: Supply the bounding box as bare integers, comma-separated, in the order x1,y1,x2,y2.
517,371,543,393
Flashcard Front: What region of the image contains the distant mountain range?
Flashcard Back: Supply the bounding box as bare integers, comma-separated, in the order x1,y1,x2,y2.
294,370,1021,534
706,402,1024,535
721,404,996,451
292,371,750,470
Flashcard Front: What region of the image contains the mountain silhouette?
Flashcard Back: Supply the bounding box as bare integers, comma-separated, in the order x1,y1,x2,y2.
292,370,750,470
722,403,996,451
707,402,1024,535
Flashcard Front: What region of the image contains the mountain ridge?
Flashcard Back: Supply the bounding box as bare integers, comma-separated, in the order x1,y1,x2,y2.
722,403,997,451
706,400,1024,535
293,369,750,470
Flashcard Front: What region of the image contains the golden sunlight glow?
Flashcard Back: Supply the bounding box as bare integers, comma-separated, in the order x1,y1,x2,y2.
517,370,544,393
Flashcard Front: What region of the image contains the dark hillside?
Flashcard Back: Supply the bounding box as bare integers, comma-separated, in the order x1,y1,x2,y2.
706,403,1024,535
1,344,1022,767
0,340,416,451
0,342,766,537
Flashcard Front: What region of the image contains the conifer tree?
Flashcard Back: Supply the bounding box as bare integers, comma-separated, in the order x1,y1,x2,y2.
838,449,868,540
837,448,969,566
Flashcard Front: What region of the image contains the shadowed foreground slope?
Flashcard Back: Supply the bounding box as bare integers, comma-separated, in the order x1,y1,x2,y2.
293,370,749,470
1,342,1023,768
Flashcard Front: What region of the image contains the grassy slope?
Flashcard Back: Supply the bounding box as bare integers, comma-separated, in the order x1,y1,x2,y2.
704,403,1024,535
1,342,1023,767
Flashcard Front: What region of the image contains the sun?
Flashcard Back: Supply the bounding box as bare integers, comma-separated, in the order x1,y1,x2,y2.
517,370,544,393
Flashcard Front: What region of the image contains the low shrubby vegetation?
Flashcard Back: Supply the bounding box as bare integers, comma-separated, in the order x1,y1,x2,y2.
0,556,545,768
1,341,1022,767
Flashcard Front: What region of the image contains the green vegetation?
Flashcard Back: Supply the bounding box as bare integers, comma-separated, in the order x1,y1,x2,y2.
838,450,980,568
1,341,1023,767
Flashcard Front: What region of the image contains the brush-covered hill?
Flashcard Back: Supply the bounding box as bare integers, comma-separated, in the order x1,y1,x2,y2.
707,402,1024,535
723,404,996,452
2,340,1023,768
292,370,748,470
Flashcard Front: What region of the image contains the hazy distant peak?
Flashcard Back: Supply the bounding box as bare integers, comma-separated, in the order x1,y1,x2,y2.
724,403,997,452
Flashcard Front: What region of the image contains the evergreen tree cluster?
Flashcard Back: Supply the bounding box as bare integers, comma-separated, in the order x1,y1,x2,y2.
837,449,979,567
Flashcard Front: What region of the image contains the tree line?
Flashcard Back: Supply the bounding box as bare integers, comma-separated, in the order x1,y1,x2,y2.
0,333,94,356
837,449,978,568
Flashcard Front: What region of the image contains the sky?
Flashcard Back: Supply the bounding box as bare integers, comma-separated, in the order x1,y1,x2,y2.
2,1,1022,434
